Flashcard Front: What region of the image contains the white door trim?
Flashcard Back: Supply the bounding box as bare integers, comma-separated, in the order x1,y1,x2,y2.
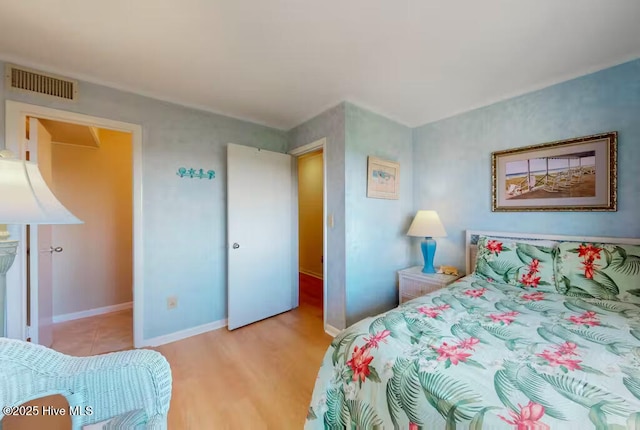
289,138,329,335
4,100,144,348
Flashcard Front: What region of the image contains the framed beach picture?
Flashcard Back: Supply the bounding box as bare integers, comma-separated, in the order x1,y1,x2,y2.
492,132,617,212
367,156,400,199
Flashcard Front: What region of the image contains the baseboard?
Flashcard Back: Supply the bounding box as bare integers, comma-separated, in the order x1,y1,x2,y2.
324,324,341,337
140,319,227,347
53,301,133,323
299,269,323,280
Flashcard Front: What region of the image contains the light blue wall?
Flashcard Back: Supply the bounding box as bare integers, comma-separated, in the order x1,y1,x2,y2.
5,56,637,337
288,103,414,328
413,59,640,272
0,61,289,339
344,103,413,325
288,103,347,329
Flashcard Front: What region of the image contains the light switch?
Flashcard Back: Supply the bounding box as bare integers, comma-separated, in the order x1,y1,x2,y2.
328,214,334,228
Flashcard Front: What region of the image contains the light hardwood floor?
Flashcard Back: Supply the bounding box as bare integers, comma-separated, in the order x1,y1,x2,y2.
6,287,331,429
159,300,330,429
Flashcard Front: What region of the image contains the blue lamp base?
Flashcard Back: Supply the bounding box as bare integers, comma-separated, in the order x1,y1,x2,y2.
420,237,437,273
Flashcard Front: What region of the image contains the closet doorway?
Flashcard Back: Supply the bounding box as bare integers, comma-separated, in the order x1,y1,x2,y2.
4,101,144,348
291,139,327,327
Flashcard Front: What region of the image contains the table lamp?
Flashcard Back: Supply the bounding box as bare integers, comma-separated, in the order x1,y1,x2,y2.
406,210,447,273
0,153,82,337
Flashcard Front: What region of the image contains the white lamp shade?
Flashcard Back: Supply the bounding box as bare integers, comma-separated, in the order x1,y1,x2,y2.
0,158,82,224
406,210,447,238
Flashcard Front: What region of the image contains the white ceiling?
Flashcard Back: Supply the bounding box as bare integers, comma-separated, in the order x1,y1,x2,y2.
1,0,639,130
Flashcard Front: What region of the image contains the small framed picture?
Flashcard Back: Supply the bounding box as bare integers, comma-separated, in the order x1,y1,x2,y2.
492,132,617,211
367,156,400,200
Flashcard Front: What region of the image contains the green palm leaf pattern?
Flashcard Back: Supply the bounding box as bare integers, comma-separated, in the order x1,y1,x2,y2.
623,377,640,401
612,249,640,276
369,316,387,334
565,325,626,346
537,326,566,344
540,323,588,347
523,301,556,313
494,369,521,412
564,297,602,313
572,298,637,314
469,407,501,430
482,324,519,342
386,372,403,429
435,293,465,311
383,311,408,340
306,274,640,430
455,322,495,345
324,387,347,429
390,359,432,425
332,332,361,365
404,314,440,340
593,270,620,296
588,401,609,429
486,259,519,277
503,361,573,420
345,399,384,429
494,300,521,312
540,373,633,415
566,285,597,298
520,242,554,256
417,372,482,422
574,275,617,300
557,275,571,294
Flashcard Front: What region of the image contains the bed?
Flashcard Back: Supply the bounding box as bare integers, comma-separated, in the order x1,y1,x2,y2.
305,230,640,429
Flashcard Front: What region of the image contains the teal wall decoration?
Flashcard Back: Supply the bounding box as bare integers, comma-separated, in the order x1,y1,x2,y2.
177,167,215,179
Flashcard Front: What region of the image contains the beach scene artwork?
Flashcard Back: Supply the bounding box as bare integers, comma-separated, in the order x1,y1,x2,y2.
370,167,396,193
505,151,596,200
492,132,616,211
367,156,400,199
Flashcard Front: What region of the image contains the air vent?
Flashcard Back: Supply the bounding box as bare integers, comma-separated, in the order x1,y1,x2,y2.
5,64,77,101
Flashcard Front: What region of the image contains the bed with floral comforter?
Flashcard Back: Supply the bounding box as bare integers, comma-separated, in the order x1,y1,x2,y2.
305,272,640,429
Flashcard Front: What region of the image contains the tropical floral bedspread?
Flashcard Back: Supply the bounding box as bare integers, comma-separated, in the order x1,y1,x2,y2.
305,275,640,429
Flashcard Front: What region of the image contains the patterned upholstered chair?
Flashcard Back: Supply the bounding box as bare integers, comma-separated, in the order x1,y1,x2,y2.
0,338,172,429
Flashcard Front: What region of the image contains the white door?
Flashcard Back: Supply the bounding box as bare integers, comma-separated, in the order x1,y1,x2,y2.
227,144,295,330
28,117,55,346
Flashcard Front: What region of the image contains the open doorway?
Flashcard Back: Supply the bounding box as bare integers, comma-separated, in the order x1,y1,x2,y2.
5,100,144,348
297,149,323,317
26,117,134,354
290,138,327,330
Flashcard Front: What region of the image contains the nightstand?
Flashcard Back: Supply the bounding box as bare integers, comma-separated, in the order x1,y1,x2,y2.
398,266,463,304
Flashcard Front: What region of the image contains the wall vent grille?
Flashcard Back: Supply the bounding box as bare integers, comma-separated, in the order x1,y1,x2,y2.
5,64,77,101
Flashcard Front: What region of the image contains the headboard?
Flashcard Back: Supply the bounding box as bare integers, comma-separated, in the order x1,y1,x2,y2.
465,230,640,275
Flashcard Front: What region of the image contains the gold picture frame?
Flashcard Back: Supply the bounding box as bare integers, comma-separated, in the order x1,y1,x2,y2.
367,156,400,199
492,132,617,212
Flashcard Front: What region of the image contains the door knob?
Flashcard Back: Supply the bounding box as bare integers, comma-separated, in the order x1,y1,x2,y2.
50,246,63,253
232,243,240,249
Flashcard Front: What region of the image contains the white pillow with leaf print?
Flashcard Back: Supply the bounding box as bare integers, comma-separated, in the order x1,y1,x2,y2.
474,236,557,292
554,241,640,302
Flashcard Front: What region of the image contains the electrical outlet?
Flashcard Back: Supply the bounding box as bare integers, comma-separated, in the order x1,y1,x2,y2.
167,296,178,310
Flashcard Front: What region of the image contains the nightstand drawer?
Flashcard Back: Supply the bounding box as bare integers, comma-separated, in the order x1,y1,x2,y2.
397,266,463,304
400,277,444,299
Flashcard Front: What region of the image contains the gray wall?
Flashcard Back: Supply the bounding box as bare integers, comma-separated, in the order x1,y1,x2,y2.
1,60,289,339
